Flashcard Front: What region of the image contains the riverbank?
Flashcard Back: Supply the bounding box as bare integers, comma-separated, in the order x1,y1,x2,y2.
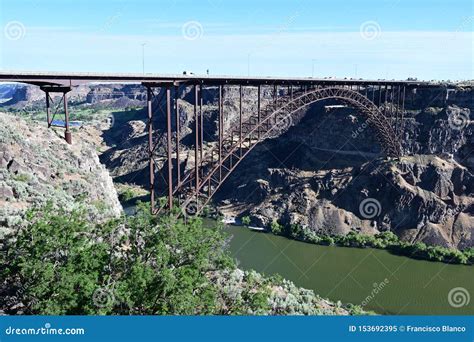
223,222,474,315
1,203,369,316
240,217,474,265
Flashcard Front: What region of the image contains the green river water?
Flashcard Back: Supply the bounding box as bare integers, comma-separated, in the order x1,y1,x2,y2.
217,222,473,315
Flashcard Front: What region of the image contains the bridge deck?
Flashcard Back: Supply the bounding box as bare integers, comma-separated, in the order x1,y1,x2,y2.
0,71,444,87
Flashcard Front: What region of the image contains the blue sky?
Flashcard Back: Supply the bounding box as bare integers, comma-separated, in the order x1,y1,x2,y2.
0,0,472,80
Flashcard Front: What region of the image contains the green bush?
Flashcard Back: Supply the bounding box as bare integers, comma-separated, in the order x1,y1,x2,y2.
119,188,136,202
272,222,472,265
12,173,30,182
2,203,362,316
241,216,251,226
270,219,283,235
2,202,233,315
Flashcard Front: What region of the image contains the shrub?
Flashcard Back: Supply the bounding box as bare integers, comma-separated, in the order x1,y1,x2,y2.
270,219,282,235
269,221,472,265
2,203,233,315
320,235,335,246
12,173,30,182
119,188,136,202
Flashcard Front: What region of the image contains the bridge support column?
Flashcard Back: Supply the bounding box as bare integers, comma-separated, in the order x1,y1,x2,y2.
257,85,261,139
40,85,72,144
64,92,72,144
166,86,173,210
143,82,177,214
45,90,51,127
146,86,155,213
239,85,243,157
273,84,277,105
174,84,181,187
194,84,200,200
399,85,406,143
218,85,223,181
199,84,203,174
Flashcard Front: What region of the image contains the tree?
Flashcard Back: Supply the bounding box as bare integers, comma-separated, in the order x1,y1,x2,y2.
2,202,233,315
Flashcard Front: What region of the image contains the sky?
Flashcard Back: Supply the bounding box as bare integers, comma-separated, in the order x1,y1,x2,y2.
0,0,473,80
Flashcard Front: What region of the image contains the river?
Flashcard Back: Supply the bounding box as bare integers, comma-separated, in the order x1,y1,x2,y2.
217,222,473,315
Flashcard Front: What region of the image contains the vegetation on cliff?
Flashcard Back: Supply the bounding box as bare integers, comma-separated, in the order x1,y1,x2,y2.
1,203,365,316
269,222,474,265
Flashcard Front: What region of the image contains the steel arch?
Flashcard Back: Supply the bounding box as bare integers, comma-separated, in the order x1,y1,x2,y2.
176,86,402,214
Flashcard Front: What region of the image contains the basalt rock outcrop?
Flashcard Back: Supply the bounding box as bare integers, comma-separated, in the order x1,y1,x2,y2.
2,82,472,250
96,84,473,249
0,113,122,243
0,83,147,109
219,152,473,249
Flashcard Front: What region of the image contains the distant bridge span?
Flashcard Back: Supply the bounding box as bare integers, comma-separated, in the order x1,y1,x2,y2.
0,71,449,215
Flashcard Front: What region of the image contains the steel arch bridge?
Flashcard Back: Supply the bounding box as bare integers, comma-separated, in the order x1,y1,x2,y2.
0,72,449,215
174,86,403,215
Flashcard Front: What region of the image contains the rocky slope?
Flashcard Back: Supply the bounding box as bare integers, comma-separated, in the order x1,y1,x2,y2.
0,111,364,316
96,84,473,250
1,82,473,250
0,113,122,243
0,83,146,109
211,269,361,315
218,153,473,249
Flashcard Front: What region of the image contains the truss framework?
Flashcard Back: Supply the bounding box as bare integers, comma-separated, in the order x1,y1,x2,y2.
147,83,407,215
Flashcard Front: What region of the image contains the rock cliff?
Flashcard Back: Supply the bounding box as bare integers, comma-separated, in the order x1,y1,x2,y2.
2,82,472,250
0,113,122,243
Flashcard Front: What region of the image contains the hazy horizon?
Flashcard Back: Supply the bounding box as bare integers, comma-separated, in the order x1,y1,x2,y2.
1,0,473,81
